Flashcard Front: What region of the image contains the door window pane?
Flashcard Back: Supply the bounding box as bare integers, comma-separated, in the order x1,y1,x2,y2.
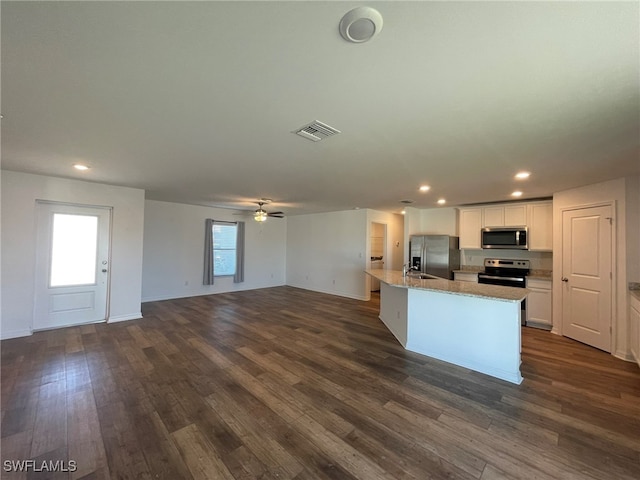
50,214,98,287
213,224,237,276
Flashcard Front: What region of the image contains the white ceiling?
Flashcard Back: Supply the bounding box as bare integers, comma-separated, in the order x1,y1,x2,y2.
2,1,639,216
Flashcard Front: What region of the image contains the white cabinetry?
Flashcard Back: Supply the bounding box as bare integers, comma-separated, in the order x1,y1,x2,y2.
459,208,483,249
527,202,553,251
483,204,527,227
630,293,640,368
526,278,552,329
457,200,552,251
504,205,528,226
483,207,504,227
454,272,478,283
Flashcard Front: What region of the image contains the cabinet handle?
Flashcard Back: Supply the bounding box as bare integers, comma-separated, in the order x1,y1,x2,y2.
562,277,569,282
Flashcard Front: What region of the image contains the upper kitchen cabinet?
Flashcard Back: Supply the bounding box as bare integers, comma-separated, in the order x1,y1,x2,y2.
459,208,483,249
483,204,527,227
457,200,552,251
527,202,553,251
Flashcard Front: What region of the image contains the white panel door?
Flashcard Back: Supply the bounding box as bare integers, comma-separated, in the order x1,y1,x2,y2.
34,202,111,330
561,205,612,352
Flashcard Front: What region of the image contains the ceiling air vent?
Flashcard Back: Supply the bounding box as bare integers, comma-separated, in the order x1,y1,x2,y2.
294,120,341,142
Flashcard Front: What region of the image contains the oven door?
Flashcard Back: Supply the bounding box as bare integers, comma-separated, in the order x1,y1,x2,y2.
477,274,526,288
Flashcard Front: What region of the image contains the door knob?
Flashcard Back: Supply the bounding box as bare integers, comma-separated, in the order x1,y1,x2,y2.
562,277,569,282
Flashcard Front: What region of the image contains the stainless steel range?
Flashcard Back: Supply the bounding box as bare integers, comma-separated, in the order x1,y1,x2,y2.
478,259,530,325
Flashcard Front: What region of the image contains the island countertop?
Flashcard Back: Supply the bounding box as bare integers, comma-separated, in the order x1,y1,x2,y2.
366,269,528,303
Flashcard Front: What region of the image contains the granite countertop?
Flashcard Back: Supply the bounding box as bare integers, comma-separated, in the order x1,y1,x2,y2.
366,269,527,303
527,271,553,281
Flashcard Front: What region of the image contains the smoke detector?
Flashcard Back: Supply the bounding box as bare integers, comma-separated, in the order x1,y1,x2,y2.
339,7,383,43
294,120,341,142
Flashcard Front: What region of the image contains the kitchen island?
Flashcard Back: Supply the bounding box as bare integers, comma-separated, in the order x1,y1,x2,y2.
366,269,528,384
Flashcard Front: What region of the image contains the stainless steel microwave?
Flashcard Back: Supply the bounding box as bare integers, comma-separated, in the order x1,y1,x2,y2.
481,227,528,250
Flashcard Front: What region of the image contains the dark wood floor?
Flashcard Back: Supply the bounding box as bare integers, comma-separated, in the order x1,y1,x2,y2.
2,286,639,480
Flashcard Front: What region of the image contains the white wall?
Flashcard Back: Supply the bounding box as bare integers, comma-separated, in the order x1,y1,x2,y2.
367,210,404,272
553,177,629,360
1,171,145,339
142,200,286,301
625,175,640,284
417,207,459,236
286,209,368,300
403,206,458,237
402,207,458,264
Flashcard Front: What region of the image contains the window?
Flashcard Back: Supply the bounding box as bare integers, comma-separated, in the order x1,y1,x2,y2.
50,213,99,287
213,223,237,276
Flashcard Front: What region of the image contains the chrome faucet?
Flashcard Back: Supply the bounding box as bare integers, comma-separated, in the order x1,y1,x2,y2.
402,263,416,277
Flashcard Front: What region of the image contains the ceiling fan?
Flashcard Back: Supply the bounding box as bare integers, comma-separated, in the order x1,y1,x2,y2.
245,198,285,222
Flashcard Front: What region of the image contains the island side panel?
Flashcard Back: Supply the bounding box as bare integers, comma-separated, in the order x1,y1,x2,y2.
405,289,523,384
379,282,408,347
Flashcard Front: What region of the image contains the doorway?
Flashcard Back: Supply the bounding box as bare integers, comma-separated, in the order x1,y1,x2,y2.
370,222,387,292
34,202,112,331
561,204,613,352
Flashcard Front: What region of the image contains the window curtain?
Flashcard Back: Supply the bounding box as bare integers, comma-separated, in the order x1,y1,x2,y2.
234,221,245,283
203,218,215,285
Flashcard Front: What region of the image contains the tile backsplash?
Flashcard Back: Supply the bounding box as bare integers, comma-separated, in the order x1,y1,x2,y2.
461,250,553,271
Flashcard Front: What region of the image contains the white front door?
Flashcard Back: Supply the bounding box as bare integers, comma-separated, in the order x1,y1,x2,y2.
561,204,613,352
34,202,111,331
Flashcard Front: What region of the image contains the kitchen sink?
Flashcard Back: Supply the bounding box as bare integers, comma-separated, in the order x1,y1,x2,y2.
408,273,439,280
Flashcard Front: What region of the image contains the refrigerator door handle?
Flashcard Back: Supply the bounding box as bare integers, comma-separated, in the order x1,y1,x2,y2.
422,243,427,273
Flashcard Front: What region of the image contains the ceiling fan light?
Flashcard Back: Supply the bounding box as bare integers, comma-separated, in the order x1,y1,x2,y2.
254,210,268,222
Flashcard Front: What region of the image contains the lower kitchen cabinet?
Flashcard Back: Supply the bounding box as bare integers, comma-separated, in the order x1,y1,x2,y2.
526,278,552,330
630,293,640,368
454,271,478,283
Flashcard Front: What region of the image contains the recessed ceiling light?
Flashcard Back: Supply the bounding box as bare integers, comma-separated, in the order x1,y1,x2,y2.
419,185,431,192
400,210,406,215
515,171,530,180
437,199,446,205
73,164,90,171
511,191,523,197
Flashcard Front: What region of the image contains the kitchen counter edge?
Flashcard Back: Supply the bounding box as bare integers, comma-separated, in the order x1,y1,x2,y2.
366,269,527,303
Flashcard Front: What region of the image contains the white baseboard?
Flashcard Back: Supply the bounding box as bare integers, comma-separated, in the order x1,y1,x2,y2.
0,328,32,340
614,349,636,364
108,312,143,323
405,341,524,385
525,321,552,331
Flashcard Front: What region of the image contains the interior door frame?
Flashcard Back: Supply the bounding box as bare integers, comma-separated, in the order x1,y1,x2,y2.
33,200,113,331
367,221,388,300
557,200,616,350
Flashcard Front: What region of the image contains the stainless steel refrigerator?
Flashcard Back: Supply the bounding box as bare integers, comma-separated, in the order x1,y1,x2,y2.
409,235,460,280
